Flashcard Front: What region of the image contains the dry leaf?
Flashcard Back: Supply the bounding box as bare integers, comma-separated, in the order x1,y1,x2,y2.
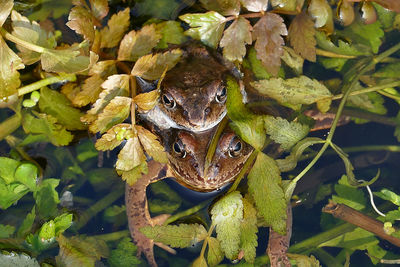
67,6,95,42
200,0,241,16
72,74,104,107
134,90,160,112
100,8,130,48
240,0,269,12
116,136,146,171
220,17,252,62
252,13,287,76
288,12,316,62
136,125,168,163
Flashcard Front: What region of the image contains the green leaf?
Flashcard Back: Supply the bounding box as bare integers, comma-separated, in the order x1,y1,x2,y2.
244,47,271,80
315,31,369,56
100,8,130,48
373,62,400,78
0,251,40,267
207,237,224,266
41,48,97,74
28,0,72,21
220,17,252,62
95,123,132,151
248,153,287,234
200,0,240,16
332,175,366,211
38,87,86,131
0,157,20,184
108,237,141,267
211,191,243,259
54,213,73,236
148,181,182,214
264,116,309,150
340,20,384,54
17,207,36,238
0,224,15,238
131,49,182,80
251,76,332,110
347,91,386,119
34,179,60,219
0,36,24,99
155,21,188,49
320,227,378,250
226,76,266,150
374,189,400,206
192,255,208,267
120,161,148,186
134,0,182,20
38,220,56,242
22,111,73,146
14,163,38,191
240,198,258,263
0,179,29,209
287,254,321,267
141,224,208,248
179,11,226,48
0,0,13,27
118,24,161,62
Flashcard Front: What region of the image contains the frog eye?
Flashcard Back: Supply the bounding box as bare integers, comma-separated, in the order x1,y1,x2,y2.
228,136,242,158
162,93,176,109
216,86,227,103
173,140,186,158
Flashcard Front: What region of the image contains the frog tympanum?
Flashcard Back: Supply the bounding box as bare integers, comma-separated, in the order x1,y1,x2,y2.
126,125,254,266
141,43,233,132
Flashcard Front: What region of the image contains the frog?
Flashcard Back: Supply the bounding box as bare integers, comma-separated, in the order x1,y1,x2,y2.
140,43,235,132
125,125,254,266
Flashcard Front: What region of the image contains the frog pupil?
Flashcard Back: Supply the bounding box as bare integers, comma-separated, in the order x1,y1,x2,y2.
216,86,227,103
173,141,186,158
162,94,175,109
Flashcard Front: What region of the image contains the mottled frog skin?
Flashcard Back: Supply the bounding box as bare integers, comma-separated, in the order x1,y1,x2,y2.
126,125,253,266
141,43,233,132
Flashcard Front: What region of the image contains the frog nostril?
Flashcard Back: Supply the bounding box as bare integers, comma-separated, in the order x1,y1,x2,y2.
194,163,199,169
204,107,211,115
183,110,189,118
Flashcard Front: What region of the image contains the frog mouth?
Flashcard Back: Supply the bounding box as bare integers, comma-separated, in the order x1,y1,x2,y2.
186,110,227,133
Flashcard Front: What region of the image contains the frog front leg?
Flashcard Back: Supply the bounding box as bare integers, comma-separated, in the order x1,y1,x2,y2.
125,160,172,267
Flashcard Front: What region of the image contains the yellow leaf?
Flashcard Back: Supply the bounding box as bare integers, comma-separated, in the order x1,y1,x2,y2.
95,123,132,151
134,90,160,112
220,17,252,62
116,136,146,171
100,8,130,48
136,125,168,163
119,161,148,186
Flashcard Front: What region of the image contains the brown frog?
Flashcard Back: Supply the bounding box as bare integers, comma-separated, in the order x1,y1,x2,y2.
140,43,234,132
125,125,254,266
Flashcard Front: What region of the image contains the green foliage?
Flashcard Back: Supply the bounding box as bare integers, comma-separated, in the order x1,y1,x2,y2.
332,175,366,210
0,251,40,267
108,237,141,267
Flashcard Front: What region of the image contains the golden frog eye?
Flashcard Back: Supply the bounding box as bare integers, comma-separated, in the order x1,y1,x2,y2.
215,86,227,103
173,140,186,158
228,136,242,158
162,93,176,109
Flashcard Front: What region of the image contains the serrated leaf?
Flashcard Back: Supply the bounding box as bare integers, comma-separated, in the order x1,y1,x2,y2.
131,49,182,80
200,0,240,16
227,76,266,150
100,8,130,48
0,251,40,267
244,47,271,79
95,123,132,151
348,91,386,119
287,253,321,267
41,48,97,74
308,0,333,33
89,96,131,133
248,153,287,234
252,13,287,76
38,87,86,130
108,237,141,267
0,157,20,184
66,6,95,42
155,21,188,49
374,189,400,206
0,36,24,99
11,11,56,65
251,76,332,110
134,89,160,112
0,224,15,238
141,224,207,248
14,163,38,191
288,12,316,62
56,235,108,267
211,191,243,259
281,46,303,75
71,74,105,107
0,0,13,27
54,213,73,236
22,112,73,146
320,227,378,250
192,255,208,267
28,0,72,21
220,17,252,62
17,207,36,238
0,179,29,209
207,237,224,266
276,137,325,172
240,0,269,12
119,161,148,186
240,198,258,263
116,136,146,171
34,179,60,218
332,175,366,210
136,125,168,163
118,24,161,62
315,31,369,56
180,11,226,48
89,0,109,20
264,116,309,150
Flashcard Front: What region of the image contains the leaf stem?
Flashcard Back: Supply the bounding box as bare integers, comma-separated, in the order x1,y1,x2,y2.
164,199,211,225
331,80,400,100
0,28,45,53
18,73,77,96
91,230,130,241
316,48,357,59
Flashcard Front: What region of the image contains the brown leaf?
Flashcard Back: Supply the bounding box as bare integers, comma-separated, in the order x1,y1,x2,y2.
0,0,13,27
95,123,132,151
134,89,160,112
100,8,130,48
374,0,400,12
200,0,241,16
308,0,334,34
88,59,117,76
220,17,252,62
131,49,182,80
118,24,161,62
67,6,95,42
252,13,287,76
120,162,148,186
240,0,269,12
116,136,146,171
89,0,109,20
288,12,316,62
136,125,168,164
72,74,104,106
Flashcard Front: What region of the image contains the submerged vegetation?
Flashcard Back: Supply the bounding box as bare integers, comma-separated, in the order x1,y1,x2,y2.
1,0,400,266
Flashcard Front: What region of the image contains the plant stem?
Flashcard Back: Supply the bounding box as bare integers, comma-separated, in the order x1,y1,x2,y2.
331,80,400,100
316,48,356,59
164,199,211,225
0,28,45,53
18,73,77,96
92,230,130,241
